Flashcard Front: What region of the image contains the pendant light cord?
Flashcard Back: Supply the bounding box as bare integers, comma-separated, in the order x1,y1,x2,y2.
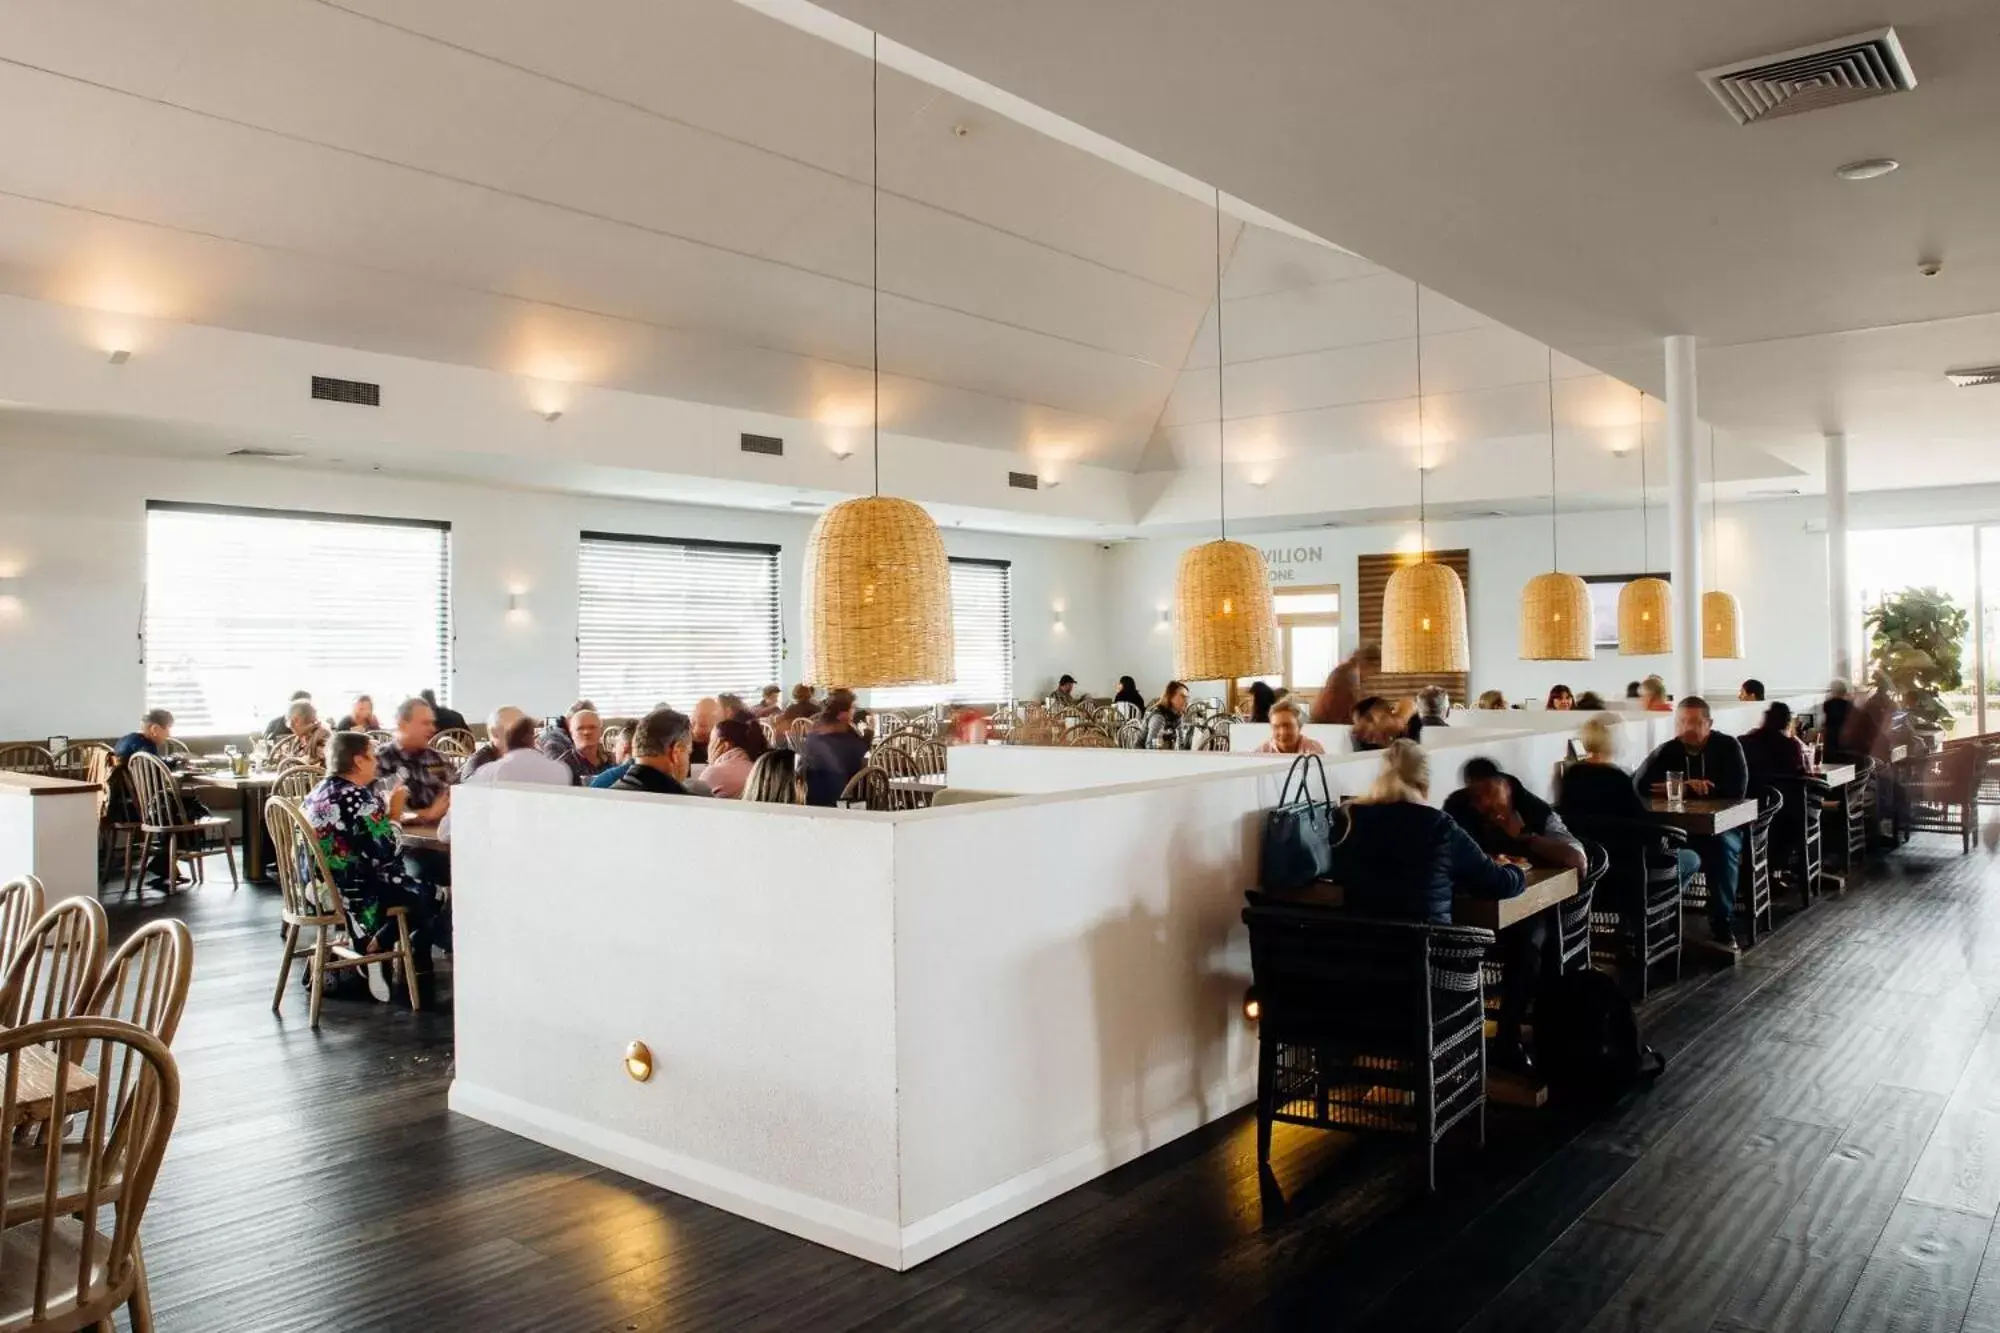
1637,389,1650,572
1415,284,1427,557
1214,187,1226,541
1546,346,1558,569
871,33,881,499
1709,424,1719,591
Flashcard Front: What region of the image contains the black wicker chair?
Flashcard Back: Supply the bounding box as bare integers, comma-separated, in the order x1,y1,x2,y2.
1558,839,1607,975
1242,903,1491,1191
1565,815,1686,1001
1905,747,1980,854
1762,774,1830,905
1742,788,1780,943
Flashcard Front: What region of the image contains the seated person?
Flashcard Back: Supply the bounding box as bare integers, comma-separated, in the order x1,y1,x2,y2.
537,700,596,761
1444,757,1586,872
703,715,769,800
752,686,784,719
742,748,808,804
1639,675,1671,712
1325,742,1531,1069
1349,696,1400,750
459,705,518,780
441,711,571,841
373,699,456,890
798,691,869,807
1545,684,1575,711
420,688,469,735
1575,690,1606,710
1738,678,1766,703
1415,685,1452,730
1048,674,1083,710
1740,701,1808,785
1244,680,1278,723
280,698,331,765
556,708,612,784
265,690,311,741
113,708,181,768
590,726,636,788
336,694,383,733
1635,697,1749,950
113,708,208,888
1254,697,1323,755
1475,689,1507,710
777,684,819,727
688,698,723,765
613,707,695,796
1819,678,1856,757
1143,681,1189,750
302,732,446,999
1113,676,1146,711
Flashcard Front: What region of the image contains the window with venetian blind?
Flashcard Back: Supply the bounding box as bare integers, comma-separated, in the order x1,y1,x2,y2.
142,502,453,734
870,558,1014,707
576,532,783,717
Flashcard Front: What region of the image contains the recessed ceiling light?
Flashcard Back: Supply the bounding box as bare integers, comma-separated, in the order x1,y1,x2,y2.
1835,158,1900,181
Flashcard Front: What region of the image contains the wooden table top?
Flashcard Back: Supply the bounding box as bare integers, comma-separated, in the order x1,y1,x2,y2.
887,776,949,794
1647,795,1759,835
1815,763,1858,789
400,822,445,851
1279,864,1577,932
7,1044,98,1127
186,769,283,789
0,771,100,798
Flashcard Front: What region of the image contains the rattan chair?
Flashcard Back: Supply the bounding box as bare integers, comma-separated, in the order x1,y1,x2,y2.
430,728,475,760
837,766,892,811
126,752,238,894
0,1016,179,1332
1061,725,1114,748
1116,720,1145,750
1567,814,1686,1001
0,877,45,982
1243,901,1491,1191
272,766,324,805
265,796,420,1027
87,919,194,1049
0,744,53,776
1904,747,1980,854
0,896,108,1028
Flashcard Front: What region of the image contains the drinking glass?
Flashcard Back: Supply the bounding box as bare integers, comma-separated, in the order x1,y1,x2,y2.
1665,771,1685,808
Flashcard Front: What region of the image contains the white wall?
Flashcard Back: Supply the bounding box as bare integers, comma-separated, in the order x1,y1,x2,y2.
0,440,1112,738
1107,488,2000,708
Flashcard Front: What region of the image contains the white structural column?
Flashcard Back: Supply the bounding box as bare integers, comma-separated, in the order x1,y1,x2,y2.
1664,335,1702,700
1825,432,1852,682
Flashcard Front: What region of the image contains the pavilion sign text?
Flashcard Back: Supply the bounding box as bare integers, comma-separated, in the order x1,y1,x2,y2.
1261,546,1323,583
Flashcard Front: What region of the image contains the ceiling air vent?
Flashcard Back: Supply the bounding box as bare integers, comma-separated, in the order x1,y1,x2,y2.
311,375,380,407
226,447,303,461
1698,27,1915,125
1007,471,1040,491
740,432,784,457
1946,366,2000,388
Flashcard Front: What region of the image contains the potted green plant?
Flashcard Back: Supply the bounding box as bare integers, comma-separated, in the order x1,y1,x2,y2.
1865,586,1969,733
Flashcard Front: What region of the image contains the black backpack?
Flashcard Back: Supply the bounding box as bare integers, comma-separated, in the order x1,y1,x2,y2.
1535,968,1667,1105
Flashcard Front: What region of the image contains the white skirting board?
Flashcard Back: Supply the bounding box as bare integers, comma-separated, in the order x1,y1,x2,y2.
450,1069,1257,1271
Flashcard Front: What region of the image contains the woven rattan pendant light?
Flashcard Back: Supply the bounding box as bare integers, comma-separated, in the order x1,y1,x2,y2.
1173,190,1279,681
1618,390,1672,656
1702,424,1743,659
1381,287,1469,674
1519,347,1593,661
802,36,954,688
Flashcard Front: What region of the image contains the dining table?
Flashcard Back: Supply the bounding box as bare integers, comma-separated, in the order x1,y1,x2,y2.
184,767,286,881
1646,795,1759,837
400,822,446,853
1279,864,1579,932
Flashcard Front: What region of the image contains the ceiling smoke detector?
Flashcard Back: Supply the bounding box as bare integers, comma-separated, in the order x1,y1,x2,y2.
1946,366,2000,388
1698,27,1916,125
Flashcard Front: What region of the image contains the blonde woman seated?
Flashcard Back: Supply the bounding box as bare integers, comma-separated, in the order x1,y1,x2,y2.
1475,689,1508,710
1639,675,1671,712
1327,740,1531,1068
1254,698,1323,756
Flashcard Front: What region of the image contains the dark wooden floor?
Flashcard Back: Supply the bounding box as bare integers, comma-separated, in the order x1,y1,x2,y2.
106,838,2000,1331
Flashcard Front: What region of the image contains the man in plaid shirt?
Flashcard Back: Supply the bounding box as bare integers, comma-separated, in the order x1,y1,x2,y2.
374,696,457,825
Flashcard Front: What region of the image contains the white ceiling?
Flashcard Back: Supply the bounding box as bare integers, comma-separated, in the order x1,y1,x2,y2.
816,0,2000,481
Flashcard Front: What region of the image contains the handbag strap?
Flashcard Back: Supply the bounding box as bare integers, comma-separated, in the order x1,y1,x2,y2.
1278,751,1335,809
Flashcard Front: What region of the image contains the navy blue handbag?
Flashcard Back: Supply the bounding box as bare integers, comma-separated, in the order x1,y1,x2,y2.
1260,753,1341,892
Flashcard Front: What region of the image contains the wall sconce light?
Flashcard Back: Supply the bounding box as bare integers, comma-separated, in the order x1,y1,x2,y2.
1053,607,1065,628
0,576,20,619
623,1040,654,1083
107,349,131,365
1157,607,1171,630
506,591,528,622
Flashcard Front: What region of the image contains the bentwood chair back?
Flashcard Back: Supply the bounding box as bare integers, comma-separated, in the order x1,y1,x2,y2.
365,729,395,747
785,717,812,749
51,742,108,782
0,878,45,982
126,752,238,893
1116,721,1145,750
1061,726,1113,748
272,766,324,805
429,729,475,759
911,741,948,776
265,735,308,768
838,766,892,811
163,738,193,761
0,896,108,1029
0,1016,180,1333
264,797,420,1026
0,745,53,776
88,920,195,1048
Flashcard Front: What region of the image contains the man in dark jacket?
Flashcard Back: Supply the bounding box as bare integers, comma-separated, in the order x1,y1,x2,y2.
1636,696,1749,950
612,707,693,797
421,688,469,735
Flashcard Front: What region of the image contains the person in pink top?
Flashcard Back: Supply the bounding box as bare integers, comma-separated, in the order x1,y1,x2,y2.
702,715,769,800
1255,698,1325,756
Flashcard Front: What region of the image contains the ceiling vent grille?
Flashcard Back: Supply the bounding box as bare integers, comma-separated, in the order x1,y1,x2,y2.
1698,27,1915,125
740,432,784,457
1946,366,2000,388
311,375,380,407
1007,471,1040,491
